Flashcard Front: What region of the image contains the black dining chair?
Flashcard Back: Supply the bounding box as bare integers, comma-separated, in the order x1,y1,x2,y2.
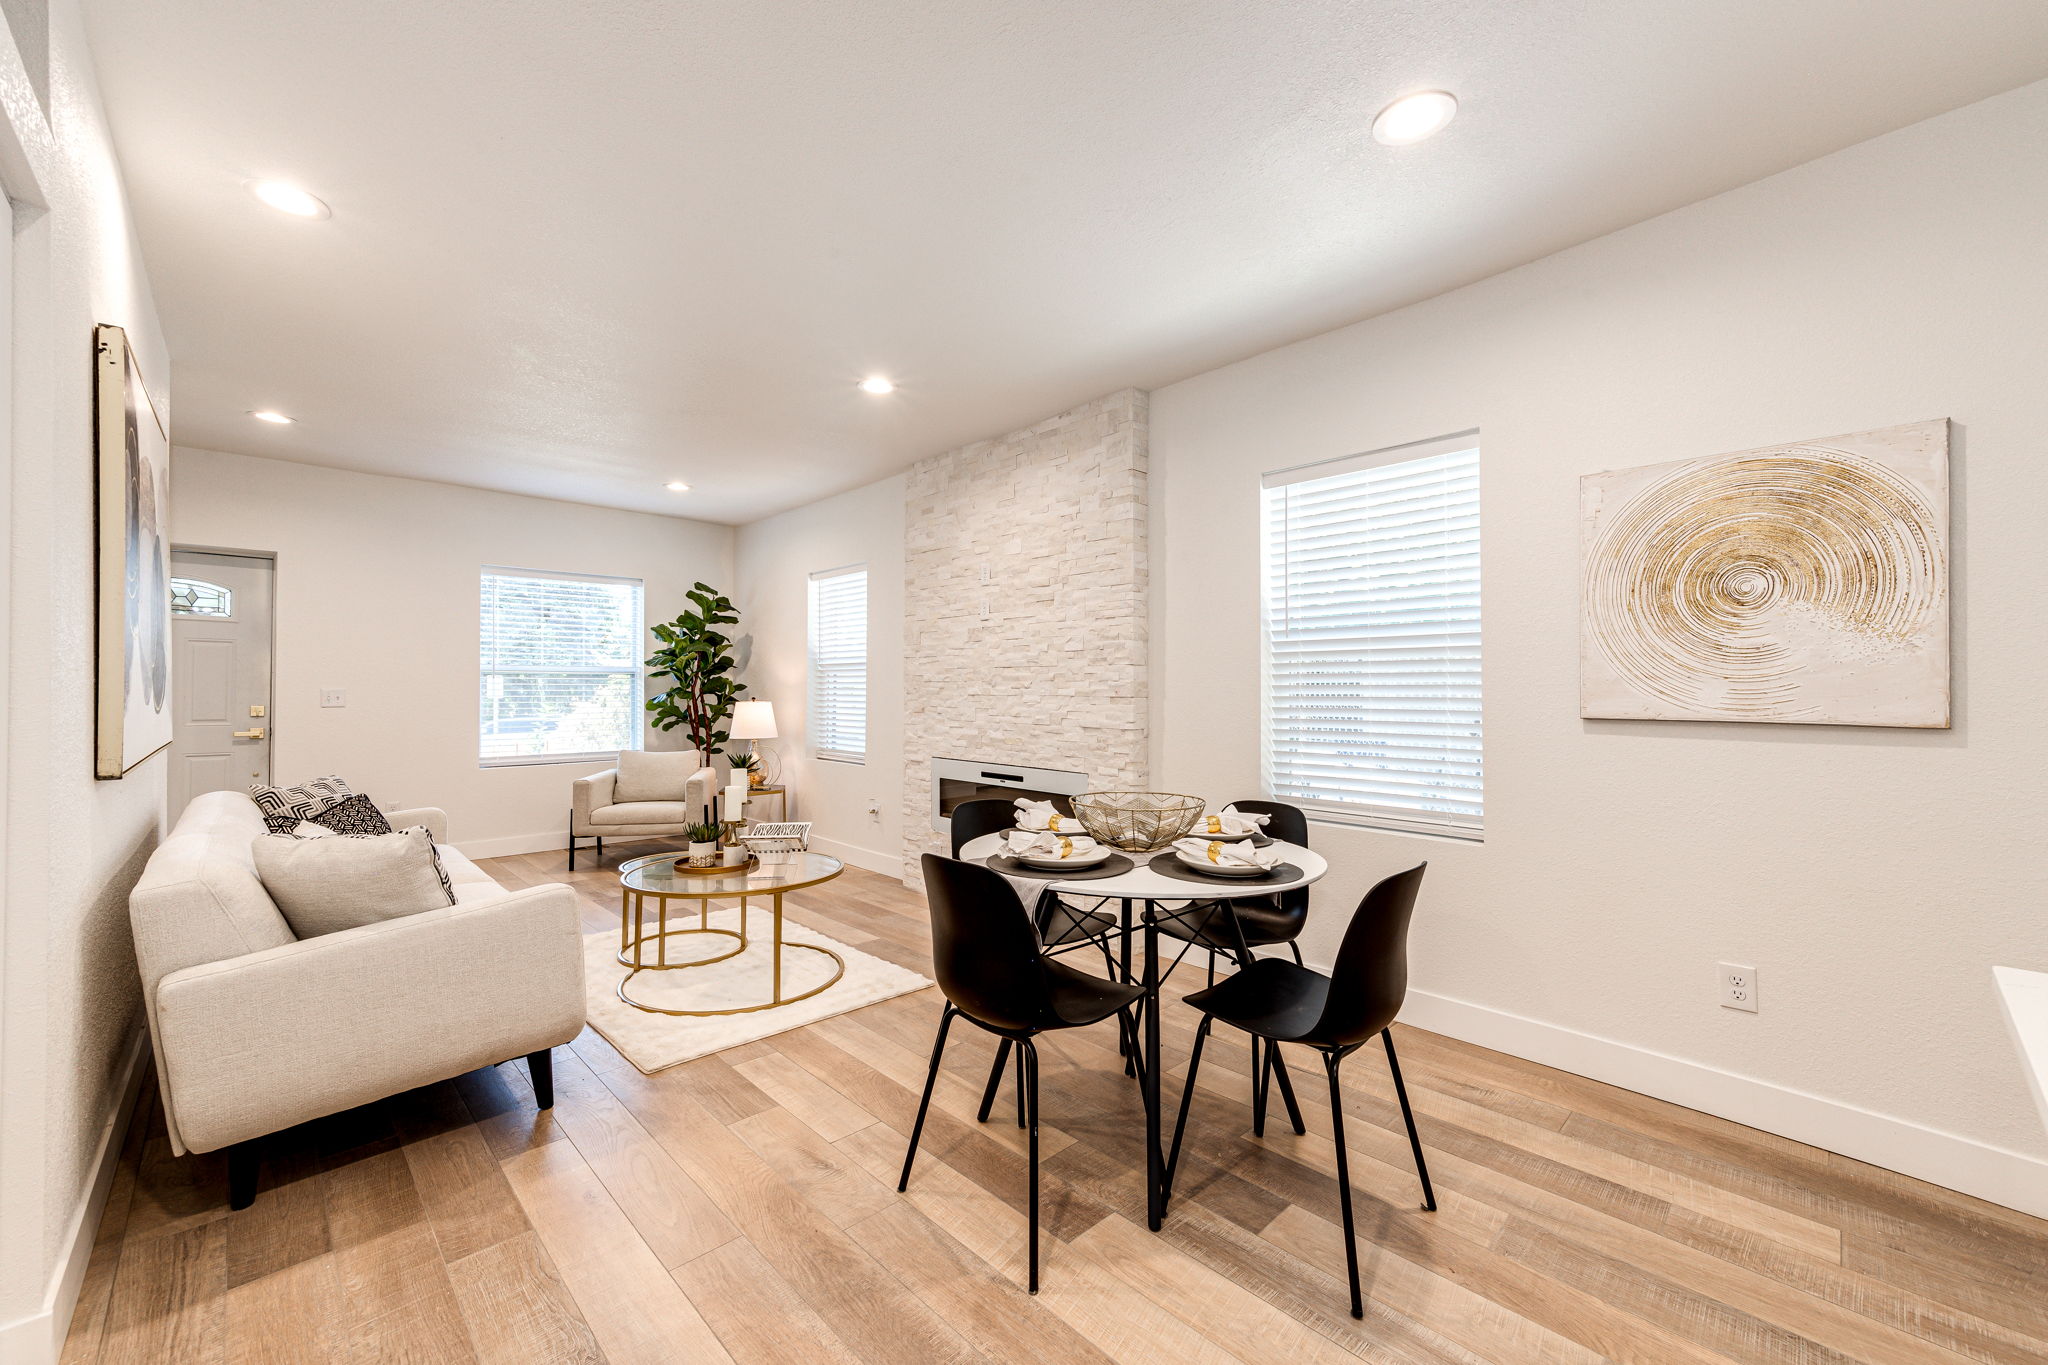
1154,798,1314,1132
951,796,1119,957
898,854,1144,1293
1166,862,1435,1319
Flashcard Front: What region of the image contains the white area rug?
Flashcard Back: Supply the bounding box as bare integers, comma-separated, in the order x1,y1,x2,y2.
582,908,932,1073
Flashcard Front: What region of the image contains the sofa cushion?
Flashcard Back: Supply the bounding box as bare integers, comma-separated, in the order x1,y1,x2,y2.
590,800,694,826
253,826,458,939
612,750,697,803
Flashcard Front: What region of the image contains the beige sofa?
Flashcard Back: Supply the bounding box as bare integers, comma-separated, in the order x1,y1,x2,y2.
128,790,585,1207
569,749,717,868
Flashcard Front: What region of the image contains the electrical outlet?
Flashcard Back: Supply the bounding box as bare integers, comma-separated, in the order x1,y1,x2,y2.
1719,962,1759,1012
320,689,346,708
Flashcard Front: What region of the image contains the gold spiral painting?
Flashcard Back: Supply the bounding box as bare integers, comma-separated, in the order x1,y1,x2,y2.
1580,420,1949,727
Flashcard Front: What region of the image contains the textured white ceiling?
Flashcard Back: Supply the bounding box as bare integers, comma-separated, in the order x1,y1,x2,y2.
83,0,2048,524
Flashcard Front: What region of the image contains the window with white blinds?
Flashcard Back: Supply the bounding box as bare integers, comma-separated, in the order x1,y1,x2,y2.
480,567,644,766
1260,432,1482,839
809,566,868,763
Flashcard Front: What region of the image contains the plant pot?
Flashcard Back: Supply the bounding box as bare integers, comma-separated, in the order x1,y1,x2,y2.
687,841,718,868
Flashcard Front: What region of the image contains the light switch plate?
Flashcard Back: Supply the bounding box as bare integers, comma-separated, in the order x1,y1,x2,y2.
320,689,346,708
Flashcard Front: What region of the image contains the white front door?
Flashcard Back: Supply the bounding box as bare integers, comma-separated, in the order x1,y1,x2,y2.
168,550,274,817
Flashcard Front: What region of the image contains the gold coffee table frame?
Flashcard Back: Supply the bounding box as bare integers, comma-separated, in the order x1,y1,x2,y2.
615,851,846,1017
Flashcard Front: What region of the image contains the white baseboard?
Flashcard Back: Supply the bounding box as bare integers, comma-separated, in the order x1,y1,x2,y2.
1398,988,2048,1220
804,833,899,878
454,830,580,860
0,1031,150,1365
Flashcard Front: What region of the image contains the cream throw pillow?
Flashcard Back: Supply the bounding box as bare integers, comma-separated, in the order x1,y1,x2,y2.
612,749,696,802
253,826,457,939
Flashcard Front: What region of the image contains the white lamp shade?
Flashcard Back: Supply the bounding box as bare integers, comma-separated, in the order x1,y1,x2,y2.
729,700,779,740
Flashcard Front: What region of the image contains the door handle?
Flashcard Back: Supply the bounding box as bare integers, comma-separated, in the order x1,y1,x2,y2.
233,728,267,740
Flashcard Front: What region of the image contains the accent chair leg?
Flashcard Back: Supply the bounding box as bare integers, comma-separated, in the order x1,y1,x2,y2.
1325,1051,1364,1318
898,1005,955,1191
527,1049,555,1109
978,1039,1012,1123
228,1140,260,1211
1381,1028,1436,1211
1021,1037,1041,1294
567,812,577,871
595,837,603,863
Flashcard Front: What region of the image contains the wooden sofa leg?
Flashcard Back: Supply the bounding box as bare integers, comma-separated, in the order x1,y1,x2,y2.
228,1141,260,1210
528,1049,555,1109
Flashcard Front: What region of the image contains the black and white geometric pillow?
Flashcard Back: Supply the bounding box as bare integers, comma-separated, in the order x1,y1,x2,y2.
252,775,354,832
302,793,395,838
409,827,457,904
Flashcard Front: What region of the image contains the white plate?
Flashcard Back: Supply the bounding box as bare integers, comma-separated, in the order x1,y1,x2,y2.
1012,845,1112,869
1185,824,1258,841
1173,848,1274,877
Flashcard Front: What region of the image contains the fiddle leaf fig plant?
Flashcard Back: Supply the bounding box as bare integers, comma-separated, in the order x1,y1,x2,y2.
646,583,746,761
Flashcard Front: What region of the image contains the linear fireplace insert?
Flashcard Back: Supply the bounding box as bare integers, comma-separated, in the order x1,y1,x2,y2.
930,757,1089,836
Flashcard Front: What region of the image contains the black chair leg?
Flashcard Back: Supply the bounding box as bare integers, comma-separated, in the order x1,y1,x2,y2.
1021,1038,1041,1294
1014,1041,1027,1129
227,1140,260,1211
527,1049,555,1109
1268,1044,1307,1135
977,1038,1012,1123
1324,1051,1364,1318
1165,1015,1211,1195
1251,1036,1270,1137
898,1006,955,1191
1381,1029,1436,1211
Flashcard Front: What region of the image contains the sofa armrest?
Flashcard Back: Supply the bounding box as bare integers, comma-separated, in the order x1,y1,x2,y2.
571,770,618,829
381,806,448,842
153,883,585,1153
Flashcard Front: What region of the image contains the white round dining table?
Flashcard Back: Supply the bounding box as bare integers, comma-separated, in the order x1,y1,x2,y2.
957,831,1328,1230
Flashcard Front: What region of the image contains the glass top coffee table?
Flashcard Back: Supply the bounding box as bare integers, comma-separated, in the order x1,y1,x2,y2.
614,851,845,1017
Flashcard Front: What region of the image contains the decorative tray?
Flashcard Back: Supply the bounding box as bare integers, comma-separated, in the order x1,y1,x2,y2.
663,855,760,877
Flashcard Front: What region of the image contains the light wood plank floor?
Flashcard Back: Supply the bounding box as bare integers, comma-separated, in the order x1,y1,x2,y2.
65,847,2048,1364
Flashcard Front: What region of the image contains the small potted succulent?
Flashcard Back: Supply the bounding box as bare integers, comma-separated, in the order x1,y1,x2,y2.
732,750,765,788
685,822,722,868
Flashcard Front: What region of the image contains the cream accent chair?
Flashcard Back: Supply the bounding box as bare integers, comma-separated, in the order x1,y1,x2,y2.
569,749,716,868
128,791,585,1209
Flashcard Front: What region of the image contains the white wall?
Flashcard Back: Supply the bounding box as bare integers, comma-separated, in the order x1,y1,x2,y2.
0,1,169,1358
171,448,733,856
1151,79,2048,1213
732,474,905,875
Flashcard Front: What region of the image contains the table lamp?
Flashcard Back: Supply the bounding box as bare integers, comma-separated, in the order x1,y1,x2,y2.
729,700,778,784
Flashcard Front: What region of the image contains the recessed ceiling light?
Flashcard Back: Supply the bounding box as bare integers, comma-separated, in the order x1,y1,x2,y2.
1371,90,1458,146
249,410,295,424
858,376,895,395
664,481,691,492
248,180,331,219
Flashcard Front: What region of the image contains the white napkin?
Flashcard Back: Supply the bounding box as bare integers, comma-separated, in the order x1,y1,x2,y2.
1191,805,1271,838
1013,798,1082,833
1001,829,1104,860
1172,837,1283,870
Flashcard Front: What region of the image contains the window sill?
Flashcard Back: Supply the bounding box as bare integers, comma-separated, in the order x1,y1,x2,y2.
479,751,636,770
1296,807,1484,845
813,753,866,766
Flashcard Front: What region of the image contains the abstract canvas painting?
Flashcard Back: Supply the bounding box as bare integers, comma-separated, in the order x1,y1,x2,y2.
1580,419,1949,728
95,323,173,776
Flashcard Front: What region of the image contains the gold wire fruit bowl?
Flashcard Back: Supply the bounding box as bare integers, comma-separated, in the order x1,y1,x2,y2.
1070,792,1205,852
